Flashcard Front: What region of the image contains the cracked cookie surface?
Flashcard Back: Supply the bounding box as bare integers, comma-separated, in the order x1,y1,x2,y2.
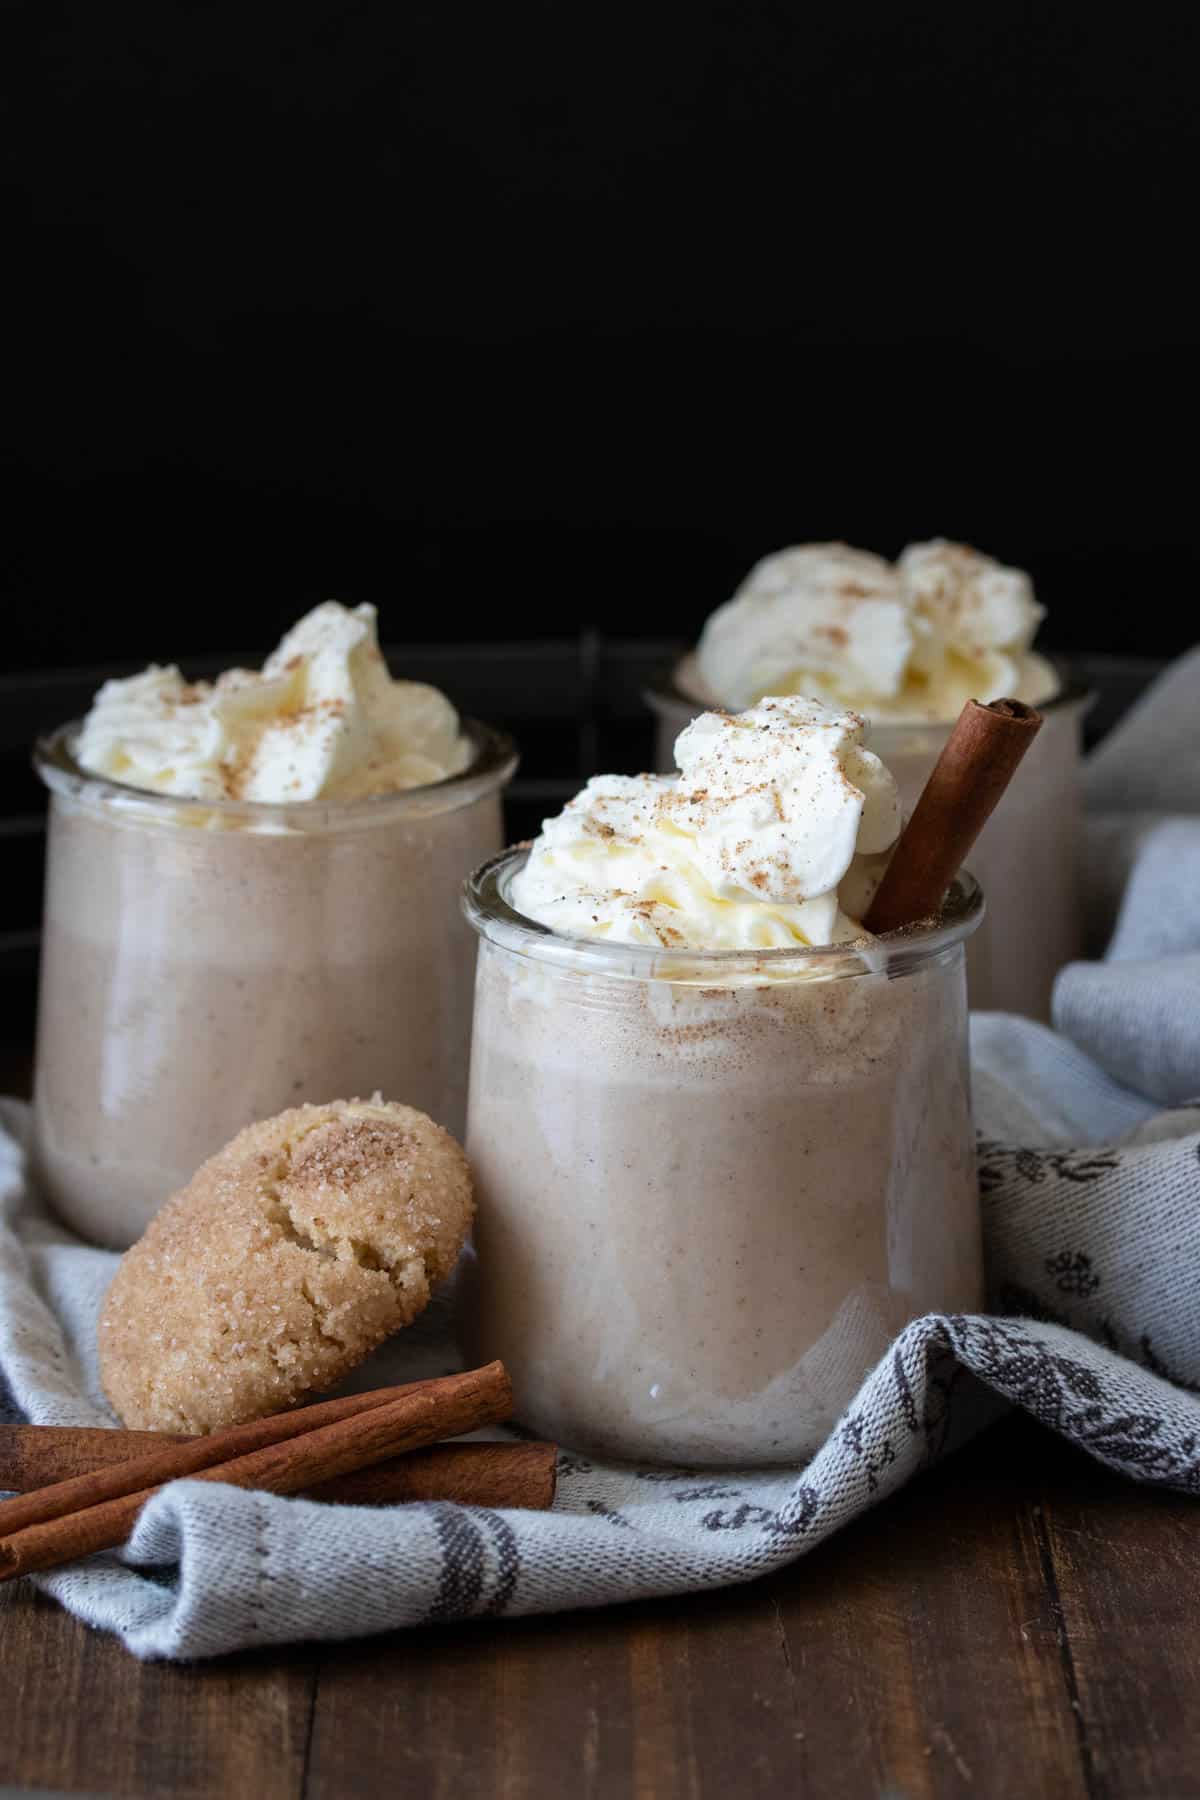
98,1097,474,1433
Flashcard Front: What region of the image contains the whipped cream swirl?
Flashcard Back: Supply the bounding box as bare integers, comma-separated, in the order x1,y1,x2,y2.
76,602,473,802
691,539,1058,721
511,696,901,950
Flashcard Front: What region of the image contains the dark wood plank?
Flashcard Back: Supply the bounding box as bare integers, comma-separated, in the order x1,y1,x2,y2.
305,1580,804,1799
1044,1461,1200,1798
0,1579,313,1800
773,1417,1089,1800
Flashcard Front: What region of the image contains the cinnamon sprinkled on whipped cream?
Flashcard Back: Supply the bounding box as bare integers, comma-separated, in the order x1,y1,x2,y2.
689,538,1058,720
511,696,901,950
75,602,472,803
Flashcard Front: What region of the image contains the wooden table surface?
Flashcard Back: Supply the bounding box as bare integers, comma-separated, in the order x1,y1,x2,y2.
1,1411,1196,1800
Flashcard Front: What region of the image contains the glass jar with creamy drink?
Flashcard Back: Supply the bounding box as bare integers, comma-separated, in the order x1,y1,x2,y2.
33,602,517,1248
646,539,1090,1019
461,698,983,1467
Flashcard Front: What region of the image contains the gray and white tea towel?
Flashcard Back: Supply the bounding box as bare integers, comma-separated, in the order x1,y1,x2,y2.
2,650,1200,1661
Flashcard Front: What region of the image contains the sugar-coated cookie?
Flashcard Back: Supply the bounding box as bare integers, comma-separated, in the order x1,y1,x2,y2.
98,1097,473,1433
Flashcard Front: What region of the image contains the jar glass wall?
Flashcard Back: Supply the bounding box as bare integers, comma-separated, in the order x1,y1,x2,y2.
32,721,517,1247
460,848,984,1467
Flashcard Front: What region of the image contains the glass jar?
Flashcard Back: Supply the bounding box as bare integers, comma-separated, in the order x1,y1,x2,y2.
459,848,984,1467
646,662,1092,1019
32,721,517,1248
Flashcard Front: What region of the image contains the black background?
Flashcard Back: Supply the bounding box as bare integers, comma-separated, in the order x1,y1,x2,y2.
5,2,1198,670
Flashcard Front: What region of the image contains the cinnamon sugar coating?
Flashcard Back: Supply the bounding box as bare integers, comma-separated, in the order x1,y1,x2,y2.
98,1098,474,1433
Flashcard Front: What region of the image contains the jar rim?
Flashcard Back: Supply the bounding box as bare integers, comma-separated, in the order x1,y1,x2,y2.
644,653,1095,731
463,846,984,984
33,718,519,830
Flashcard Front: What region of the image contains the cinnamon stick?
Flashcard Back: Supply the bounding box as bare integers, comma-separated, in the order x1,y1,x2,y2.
863,697,1043,936
0,1375,443,1540
0,1361,513,1581
325,1440,555,1509
0,1425,557,1512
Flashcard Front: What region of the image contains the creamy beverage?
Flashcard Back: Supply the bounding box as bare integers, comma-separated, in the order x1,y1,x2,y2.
646,539,1085,1018
461,699,983,1465
33,603,516,1247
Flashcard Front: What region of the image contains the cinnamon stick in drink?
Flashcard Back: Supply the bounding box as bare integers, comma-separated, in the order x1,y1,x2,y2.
863,698,1043,936
0,1361,513,1581
0,1425,557,1512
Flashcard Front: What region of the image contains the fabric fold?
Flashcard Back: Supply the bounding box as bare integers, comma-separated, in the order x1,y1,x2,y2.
1054,954,1200,1107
